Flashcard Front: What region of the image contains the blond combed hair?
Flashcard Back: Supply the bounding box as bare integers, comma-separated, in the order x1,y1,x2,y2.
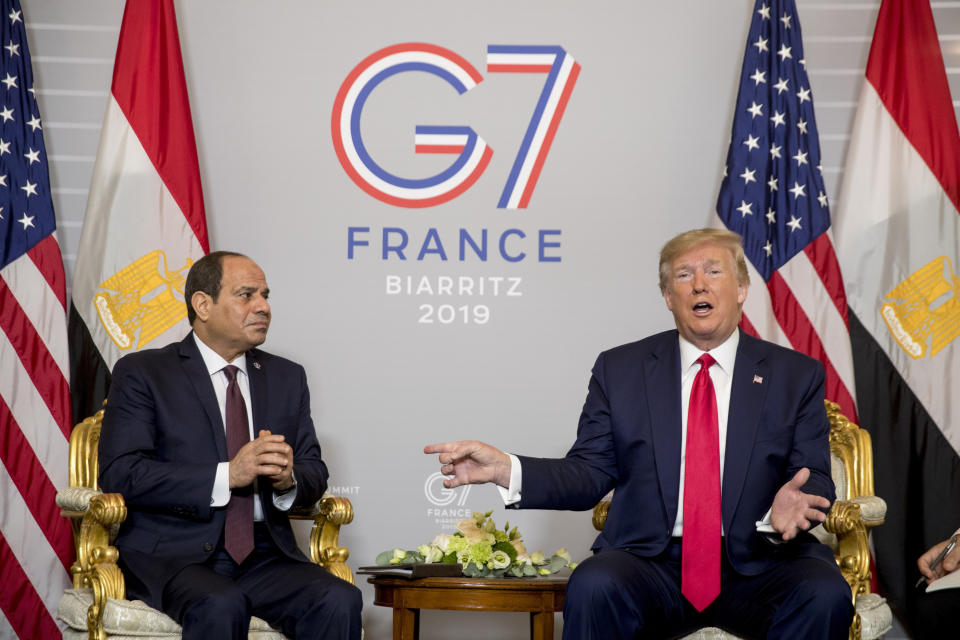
658,228,750,292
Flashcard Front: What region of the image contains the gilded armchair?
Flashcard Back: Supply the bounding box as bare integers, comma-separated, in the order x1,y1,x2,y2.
56,407,355,640
591,400,892,640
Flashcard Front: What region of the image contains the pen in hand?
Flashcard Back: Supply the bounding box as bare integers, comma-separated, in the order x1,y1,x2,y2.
916,533,959,588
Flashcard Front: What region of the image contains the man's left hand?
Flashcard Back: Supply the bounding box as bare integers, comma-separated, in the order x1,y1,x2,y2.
770,467,831,541
258,429,295,491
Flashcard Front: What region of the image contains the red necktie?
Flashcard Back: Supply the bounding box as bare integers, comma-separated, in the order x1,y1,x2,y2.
223,365,254,564
681,353,721,612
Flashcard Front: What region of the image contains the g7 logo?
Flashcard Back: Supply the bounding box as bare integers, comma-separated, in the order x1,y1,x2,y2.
332,43,580,209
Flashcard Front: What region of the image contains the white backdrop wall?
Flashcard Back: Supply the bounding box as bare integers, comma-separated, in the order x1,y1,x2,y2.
24,1,960,638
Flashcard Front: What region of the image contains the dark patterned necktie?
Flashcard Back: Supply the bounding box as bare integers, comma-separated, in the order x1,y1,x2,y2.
223,365,254,564
681,353,721,611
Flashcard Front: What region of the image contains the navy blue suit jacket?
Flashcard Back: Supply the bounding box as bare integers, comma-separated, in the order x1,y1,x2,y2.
517,329,836,575
98,333,329,608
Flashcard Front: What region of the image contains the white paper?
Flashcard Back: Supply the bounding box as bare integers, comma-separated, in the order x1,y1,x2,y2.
925,570,960,592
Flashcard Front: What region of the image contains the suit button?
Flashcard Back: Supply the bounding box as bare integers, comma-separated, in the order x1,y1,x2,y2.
203,543,213,552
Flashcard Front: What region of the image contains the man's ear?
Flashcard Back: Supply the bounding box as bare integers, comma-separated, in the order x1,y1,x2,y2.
191,291,211,322
737,282,748,305
662,288,674,312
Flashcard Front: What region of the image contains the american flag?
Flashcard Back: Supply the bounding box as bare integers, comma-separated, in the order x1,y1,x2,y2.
716,0,858,421
0,1,73,638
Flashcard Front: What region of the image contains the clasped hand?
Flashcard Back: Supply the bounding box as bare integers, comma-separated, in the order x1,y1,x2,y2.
770,467,831,541
229,430,294,491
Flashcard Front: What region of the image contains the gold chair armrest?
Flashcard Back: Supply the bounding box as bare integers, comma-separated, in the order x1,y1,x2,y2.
849,495,886,528
592,500,610,532
68,492,126,640
824,499,871,601
292,495,355,584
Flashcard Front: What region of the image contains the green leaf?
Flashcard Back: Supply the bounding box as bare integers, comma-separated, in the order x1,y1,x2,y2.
493,540,518,562
522,564,537,577
547,555,567,572
442,552,458,564
375,550,394,566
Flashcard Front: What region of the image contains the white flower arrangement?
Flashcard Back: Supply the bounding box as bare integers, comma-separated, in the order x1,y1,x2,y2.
376,510,577,578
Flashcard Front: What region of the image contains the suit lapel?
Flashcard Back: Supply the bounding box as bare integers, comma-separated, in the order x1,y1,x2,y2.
721,332,770,526
179,333,229,460
645,332,683,521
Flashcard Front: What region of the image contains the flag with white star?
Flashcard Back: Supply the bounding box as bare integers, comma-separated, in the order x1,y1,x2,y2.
0,2,55,263
0,1,75,638
715,0,858,421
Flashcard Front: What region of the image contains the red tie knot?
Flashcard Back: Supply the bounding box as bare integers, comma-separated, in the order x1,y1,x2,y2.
223,365,239,384
697,353,716,371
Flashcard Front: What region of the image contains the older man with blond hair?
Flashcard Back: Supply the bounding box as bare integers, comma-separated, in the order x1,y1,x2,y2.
427,228,854,639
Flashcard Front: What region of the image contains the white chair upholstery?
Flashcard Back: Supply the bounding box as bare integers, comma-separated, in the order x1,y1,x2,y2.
58,588,286,640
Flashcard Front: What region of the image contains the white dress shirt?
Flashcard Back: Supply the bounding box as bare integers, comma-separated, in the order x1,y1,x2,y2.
193,334,297,519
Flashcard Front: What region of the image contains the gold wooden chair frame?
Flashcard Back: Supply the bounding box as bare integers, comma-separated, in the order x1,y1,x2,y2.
591,400,892,640
57,407,355,640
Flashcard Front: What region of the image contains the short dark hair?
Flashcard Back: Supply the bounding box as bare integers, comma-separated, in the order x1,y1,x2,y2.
184,251,245,325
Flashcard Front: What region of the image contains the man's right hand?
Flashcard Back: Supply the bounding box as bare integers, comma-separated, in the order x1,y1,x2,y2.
918,536,960,582
423,440,512,489
229,431,292,489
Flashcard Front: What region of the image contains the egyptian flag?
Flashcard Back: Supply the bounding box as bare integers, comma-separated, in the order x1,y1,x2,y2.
69,0,208,422
832,0,960,628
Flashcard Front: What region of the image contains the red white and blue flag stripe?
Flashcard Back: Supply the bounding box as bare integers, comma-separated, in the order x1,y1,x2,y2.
0,1,73,637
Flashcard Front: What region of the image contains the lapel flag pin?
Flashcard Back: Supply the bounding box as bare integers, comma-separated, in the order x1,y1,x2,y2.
253,361,261,369
753,374,763,384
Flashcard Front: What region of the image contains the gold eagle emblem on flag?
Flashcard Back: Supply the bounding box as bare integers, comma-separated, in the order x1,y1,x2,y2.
94,250,193,350
881,256,960,359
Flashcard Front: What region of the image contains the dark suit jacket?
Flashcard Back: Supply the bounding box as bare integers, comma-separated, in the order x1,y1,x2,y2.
98,333,329,608
517,329,836,575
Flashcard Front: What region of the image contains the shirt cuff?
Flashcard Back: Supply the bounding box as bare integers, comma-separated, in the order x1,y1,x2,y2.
496,454,522,506
755,506,786,543
755,507,776,533
272,470,298,511
211,462,231,507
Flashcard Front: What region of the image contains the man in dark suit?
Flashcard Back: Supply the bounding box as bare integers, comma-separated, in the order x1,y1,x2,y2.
426,228,854,639
99,251,362,640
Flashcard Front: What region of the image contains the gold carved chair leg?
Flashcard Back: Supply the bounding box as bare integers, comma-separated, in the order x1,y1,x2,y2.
60,408,129,640
63,491,127,640
823,400,889,640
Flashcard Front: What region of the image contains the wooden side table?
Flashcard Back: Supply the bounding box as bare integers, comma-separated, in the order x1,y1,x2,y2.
368,574,567,640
